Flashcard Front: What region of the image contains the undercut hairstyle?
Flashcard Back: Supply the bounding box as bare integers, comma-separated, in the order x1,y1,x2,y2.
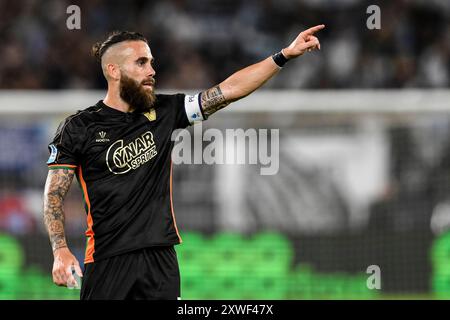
91,31,148,62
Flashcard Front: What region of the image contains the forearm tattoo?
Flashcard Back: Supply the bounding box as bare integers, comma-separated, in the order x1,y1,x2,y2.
43,169,74,252
200,85,230,118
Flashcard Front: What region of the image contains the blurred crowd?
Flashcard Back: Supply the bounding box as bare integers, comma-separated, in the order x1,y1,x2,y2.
0,0,449,90
1,0,450,236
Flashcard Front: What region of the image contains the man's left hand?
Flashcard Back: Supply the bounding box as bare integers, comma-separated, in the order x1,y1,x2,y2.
282,24,325,59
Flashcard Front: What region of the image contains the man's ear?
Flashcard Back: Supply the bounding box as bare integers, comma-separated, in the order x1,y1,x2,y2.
106,63,120,81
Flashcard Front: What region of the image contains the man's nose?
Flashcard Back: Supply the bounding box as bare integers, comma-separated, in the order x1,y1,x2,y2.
148,64,156,77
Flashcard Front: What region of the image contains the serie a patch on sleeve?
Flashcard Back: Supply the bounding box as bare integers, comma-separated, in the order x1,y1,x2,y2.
47,144,58,164
184,94,204,124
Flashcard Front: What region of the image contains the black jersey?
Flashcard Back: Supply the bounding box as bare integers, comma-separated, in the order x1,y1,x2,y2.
46,93,205,264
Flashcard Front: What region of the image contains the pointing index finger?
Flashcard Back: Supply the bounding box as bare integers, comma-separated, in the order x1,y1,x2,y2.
303,24,325,35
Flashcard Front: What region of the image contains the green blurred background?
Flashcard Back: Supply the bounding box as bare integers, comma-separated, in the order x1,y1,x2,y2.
1,228,450,299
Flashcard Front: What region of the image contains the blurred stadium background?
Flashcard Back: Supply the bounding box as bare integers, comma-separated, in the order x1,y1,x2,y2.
1,0,450,299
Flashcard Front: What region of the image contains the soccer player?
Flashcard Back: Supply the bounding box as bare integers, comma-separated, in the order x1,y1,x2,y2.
43,25,324,300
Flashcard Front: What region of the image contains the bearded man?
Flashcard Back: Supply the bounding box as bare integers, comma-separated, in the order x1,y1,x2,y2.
43,27,324,300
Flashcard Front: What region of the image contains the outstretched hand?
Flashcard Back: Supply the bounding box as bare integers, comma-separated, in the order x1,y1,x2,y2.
282,24,325,59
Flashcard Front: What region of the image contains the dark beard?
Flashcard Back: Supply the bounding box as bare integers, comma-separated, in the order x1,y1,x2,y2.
119,73,156,113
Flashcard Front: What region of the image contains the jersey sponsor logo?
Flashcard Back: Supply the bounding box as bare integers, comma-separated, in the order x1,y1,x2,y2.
96,131,110,143
47,144,58,164
144,108,156,121
106,131,158,174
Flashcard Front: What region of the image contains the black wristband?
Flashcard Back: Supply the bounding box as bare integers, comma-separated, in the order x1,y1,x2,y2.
272,51,289,67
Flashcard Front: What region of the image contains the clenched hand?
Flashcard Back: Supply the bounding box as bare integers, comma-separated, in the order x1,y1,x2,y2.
52,247,83,288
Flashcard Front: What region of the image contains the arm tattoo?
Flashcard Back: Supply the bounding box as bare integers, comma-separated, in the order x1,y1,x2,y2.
43,169,75,252
200,85,230,118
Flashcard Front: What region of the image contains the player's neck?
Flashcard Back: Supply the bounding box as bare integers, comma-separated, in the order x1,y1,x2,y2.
103,91,131,113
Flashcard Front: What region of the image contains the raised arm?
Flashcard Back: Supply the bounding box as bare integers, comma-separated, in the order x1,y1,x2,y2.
200,24,325,118
43,168,82,287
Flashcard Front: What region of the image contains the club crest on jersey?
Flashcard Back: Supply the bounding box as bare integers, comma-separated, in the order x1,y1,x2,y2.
106,131,158,174
144,108,156,121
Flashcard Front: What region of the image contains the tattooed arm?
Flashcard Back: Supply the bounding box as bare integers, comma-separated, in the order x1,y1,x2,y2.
43,168,83,287
200,24,325,118
200,59,279,118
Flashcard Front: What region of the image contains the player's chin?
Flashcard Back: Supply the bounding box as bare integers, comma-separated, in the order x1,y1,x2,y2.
142,85,154,93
